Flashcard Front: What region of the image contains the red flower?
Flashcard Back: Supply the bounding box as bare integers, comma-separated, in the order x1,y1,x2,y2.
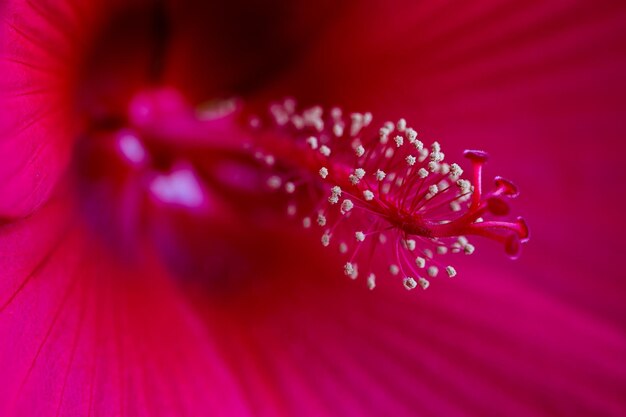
1,1,625,416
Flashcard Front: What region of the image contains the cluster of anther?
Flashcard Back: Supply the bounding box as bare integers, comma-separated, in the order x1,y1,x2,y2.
250,98,529,291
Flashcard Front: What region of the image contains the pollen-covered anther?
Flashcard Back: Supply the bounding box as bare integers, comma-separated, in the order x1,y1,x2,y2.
319,145,331,157
394,135,404,147
328,186,342,204
321,231,331,247
406,128,417,143
457,179,472,193
285,182,296,194
340,199,354,214
406,155,416,166
367,273,376,290
415,257,426,268
344,262,358,279
355,231,366,242
403,239,416,251
427,266,439,277
339,242,348,254
446,266,457,278
317,213,327,226
450,163,463,178
319,167,329,179
418,168,429,179
349,168,366,184
355,145,365,157
306,136,319,149
363,190,375,201
403,277,417,290
418,277,430,290
389,264,400,276
375,169,386,181
267,176,282,189
302,217,312,228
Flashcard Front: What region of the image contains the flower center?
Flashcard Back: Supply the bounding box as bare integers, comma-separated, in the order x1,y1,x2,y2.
72,87,528,289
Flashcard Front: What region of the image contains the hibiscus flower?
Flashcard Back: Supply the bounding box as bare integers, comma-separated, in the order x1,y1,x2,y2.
1,1,625,416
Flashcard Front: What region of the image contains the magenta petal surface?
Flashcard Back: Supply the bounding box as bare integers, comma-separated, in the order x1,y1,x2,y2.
1,0,626,416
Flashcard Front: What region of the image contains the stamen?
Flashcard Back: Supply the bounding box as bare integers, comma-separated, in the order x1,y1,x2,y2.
241,99,529,290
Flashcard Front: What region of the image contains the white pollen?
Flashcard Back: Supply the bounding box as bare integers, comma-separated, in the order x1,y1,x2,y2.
394,135,404,147
457,179,472,193
464,244,475,255
389,264,400,275
355,145,365,157
367,273,376,290
319,167,329,179
306,136,319,149
355,168,366,179
427,266,439,277
396,118,407,132
344,262,358,279
430,151,445,163
321,232,331,247
333,123,344,137
450,201,462,212
118,132,146,164
406,155,416,166
302,217,311,228
428,161,439,172
418,168,429,179
428,184,439,195
384,121,394,131
363,190,375,201
437,246,448,255
449,163,463,177
406,128,417,143
267,176,282,189
363,112,373,127
328,195,339,204
341,199,354,214
285,182,296,194
418,277,430,290
414,139,424,151
379,128,389,144
265,155,275,166
403,277,417,290
355,231,366,242
349,174,359,185
375,169,387,181
385,148,395,159
446,266,457,278
439,163,450,175
319,145,331,157
317,213,327,226
418,148,428,162
424,249,434,258
339,242,348,254
404,239,416,251
350,113,364,136
415,257,426,268
331,186,342,196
